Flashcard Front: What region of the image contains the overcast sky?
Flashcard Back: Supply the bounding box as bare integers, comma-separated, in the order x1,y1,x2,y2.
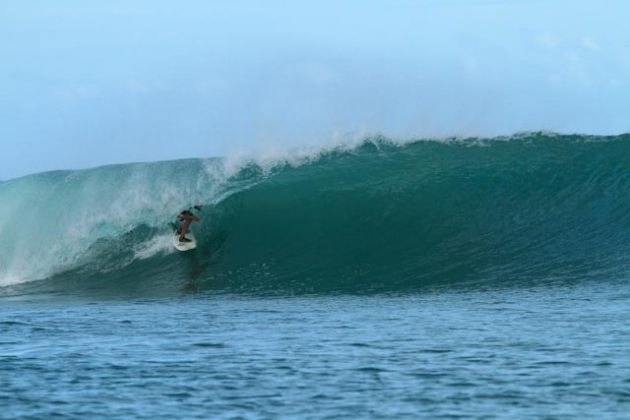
1,0,629,180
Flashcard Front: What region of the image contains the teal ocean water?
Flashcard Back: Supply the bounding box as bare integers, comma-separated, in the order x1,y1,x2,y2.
2,133,630,417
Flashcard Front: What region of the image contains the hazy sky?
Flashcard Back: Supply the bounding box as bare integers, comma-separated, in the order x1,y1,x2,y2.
1,0,629,180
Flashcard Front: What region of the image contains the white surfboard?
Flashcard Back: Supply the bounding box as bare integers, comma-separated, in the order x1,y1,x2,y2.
173,232,197,251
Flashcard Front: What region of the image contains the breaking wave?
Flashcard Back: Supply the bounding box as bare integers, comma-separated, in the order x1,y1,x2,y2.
2,133,630,296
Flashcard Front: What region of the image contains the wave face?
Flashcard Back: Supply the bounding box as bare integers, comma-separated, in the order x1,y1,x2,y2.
2,133,630,295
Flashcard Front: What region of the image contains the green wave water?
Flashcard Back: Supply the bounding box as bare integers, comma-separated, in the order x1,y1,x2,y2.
2,133,630,296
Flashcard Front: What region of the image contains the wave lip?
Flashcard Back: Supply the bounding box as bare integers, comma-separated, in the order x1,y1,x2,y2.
2,132,630,293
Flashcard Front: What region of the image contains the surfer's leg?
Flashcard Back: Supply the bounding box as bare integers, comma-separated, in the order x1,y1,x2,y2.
179,222,190,240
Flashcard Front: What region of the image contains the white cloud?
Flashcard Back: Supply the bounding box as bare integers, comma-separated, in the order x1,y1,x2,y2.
52,84,99,103
462,57,479,76
295,62,339,85
126,79,149,94
197,79,229,96
536,31,562,48
581,37,599,51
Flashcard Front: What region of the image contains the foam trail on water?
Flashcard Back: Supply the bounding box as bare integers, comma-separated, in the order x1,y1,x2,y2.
133,233,176,261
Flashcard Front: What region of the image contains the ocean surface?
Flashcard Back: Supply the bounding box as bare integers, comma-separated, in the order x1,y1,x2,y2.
2,133,630,418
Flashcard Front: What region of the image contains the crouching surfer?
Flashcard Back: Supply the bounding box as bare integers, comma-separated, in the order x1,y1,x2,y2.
177,206,202,243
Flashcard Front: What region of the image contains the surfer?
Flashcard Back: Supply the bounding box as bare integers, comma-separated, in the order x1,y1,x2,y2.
177,206,201,243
